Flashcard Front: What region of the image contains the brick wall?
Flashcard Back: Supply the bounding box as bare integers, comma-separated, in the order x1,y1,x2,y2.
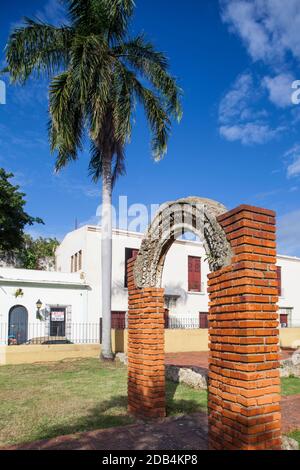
126,204,281,449
127,256,166,418
208,205,281,450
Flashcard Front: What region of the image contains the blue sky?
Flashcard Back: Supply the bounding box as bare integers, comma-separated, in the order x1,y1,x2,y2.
1,0,300,255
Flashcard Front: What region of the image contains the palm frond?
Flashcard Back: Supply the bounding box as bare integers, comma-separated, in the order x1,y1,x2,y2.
130,75,171,160
111,63,134,145
113,35,168,69
71,34,108,100
6,0,182,188
114,36,182,121
49,71,84,171
105,0,135,41
88,140,103,182
6,19,73,83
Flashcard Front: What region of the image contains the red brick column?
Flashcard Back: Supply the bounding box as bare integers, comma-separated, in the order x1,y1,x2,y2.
127,256,166,418
208,205,281,450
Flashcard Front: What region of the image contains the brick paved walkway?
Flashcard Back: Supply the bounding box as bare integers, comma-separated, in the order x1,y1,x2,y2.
166,352,209,369
165,350,294,370
6,412,208,451
282,394,300,433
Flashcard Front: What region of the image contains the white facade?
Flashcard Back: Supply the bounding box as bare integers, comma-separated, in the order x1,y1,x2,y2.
0,268,91,345
1,225,299,346
277,255,300,327
56,226,300,327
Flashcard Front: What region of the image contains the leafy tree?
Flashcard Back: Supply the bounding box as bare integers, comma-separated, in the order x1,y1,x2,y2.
18,234,59,270
0,168,43,253
5,0,182,360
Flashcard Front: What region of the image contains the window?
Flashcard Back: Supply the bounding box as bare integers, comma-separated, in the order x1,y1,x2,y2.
276,266,282,297
188,256,201,292
124,248,139,287
199,312,208,329
111,311,126,329
71,251,83,272
279,308,293,328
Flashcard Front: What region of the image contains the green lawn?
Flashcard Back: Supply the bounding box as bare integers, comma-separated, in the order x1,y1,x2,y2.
0,359,299,448
281,376,300,396
289,430,300,447
0,358,207,447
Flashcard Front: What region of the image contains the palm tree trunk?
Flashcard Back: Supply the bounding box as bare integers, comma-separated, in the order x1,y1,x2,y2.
100,152,114,361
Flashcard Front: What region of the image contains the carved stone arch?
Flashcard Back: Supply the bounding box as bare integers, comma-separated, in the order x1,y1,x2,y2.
133,197,233,288
127,202,281,450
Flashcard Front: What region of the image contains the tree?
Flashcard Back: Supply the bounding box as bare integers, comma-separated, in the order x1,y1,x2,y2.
5,0,182,360
0,168,43,253
18,234,59,270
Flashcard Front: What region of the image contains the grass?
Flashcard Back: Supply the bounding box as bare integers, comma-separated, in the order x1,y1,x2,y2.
281,376,300,396
0,358,207,447
0,359,299,448
289,430,300,447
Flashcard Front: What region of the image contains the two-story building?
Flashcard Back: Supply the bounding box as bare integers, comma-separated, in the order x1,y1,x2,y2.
1,224,300,346
56,225,300,329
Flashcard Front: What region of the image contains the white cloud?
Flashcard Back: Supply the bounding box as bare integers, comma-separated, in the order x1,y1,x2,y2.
263,73,295,108
221,0,300,65
284,144,300,178
277,209,300,256
219,73,254,123
220,122,280,145
288,159,300,178
218,73,283,144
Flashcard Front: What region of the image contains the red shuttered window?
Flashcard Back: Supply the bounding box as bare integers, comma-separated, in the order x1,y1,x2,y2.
124,248,139,287
188,256,201,292
199,312,208,329
276,266,282,297
111,311,126,329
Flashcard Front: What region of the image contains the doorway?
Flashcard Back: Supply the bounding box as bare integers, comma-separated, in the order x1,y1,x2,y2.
8,305,28,345
50,307,66,337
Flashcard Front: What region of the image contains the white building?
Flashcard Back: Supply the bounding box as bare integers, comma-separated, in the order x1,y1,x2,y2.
0,268,91,345
1,224,300,346
56,225,300,329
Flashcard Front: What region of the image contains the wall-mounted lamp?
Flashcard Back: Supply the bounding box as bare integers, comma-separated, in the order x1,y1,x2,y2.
36,299,43,320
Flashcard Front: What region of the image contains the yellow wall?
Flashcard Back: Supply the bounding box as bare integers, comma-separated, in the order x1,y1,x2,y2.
1,328,299,366
111,329,209,353
164,328,209,352
111,328,299,354
112,329,128,353
0,344,100,365
279,328,300,349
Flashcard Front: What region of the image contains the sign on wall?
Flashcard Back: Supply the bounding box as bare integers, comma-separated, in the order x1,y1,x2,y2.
51,310,65,322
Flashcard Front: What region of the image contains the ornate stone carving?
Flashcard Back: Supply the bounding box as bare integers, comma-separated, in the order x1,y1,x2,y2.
133,197,233,288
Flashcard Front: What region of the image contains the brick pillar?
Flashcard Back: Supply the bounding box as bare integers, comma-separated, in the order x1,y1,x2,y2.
127,256,166,418
208,205,281,450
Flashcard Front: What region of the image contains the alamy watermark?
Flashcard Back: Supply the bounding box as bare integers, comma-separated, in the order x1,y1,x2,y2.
94,195,206,242
291,80,300,105
0,80,6,105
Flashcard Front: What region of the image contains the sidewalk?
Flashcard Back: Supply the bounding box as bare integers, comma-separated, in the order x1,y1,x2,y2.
6,412,209,451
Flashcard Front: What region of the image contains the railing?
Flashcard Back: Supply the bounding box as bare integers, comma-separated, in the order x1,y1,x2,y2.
166,316,200,329
2,317,299,346
0,322,100,346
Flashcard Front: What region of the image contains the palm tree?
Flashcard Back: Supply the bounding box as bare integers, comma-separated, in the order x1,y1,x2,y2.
4,0,182,360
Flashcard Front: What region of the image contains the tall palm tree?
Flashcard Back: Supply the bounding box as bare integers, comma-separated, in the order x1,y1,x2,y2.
4,0,182,360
